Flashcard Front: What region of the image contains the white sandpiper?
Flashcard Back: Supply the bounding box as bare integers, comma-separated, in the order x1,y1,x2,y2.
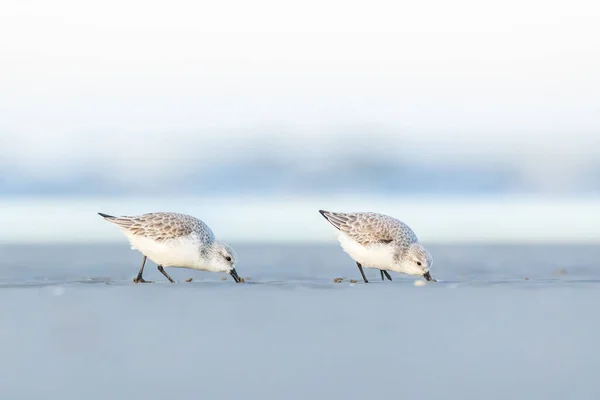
98,212,240,284
319,210,435,283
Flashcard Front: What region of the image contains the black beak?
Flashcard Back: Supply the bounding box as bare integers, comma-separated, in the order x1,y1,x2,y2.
229,268,241,283
423,271,436,282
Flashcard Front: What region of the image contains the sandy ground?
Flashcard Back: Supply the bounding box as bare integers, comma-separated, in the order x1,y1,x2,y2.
0,243,599,399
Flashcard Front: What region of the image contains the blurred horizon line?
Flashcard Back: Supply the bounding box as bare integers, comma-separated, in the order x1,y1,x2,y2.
3,130,600,196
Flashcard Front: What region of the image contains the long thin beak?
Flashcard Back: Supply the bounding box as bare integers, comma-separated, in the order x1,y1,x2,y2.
423,271,436,282
229,268,241,283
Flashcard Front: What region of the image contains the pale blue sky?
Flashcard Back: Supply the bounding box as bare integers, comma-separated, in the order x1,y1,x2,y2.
1,0,599,195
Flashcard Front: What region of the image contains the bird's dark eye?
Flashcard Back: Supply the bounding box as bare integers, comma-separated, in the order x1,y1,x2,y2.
417,262,422,266
225,256,232,262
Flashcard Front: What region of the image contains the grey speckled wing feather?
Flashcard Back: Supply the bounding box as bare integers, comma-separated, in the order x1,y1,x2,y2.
100,212,215,243
319,210,418,247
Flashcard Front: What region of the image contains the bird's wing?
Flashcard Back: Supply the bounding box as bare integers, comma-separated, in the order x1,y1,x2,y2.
319,210,400,246
99,212,214,243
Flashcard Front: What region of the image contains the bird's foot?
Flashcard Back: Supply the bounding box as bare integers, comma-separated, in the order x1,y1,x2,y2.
133,277,154,284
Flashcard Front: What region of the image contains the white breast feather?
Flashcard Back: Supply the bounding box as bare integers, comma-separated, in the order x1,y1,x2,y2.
125,232,208,270
337,232,395,270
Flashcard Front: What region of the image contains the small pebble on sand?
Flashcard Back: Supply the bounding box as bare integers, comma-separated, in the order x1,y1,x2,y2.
333,277,344,283
185,278,193,282
349,279,358,284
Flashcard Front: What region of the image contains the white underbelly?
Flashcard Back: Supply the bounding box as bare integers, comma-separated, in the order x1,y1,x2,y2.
126,234,199,268
338,233,395,270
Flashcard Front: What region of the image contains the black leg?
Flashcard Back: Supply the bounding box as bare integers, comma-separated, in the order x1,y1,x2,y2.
383,270,392,281
380,270,385,280
158,265,175,283
356,262,369,283
133,256,153,283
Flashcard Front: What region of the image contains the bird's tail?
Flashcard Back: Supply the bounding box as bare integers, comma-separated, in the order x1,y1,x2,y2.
98,212,116,219
318,209,348,231
318,210,332,218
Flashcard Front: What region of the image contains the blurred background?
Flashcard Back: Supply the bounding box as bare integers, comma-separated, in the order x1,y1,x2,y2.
1,0,599,243
3,4,600,398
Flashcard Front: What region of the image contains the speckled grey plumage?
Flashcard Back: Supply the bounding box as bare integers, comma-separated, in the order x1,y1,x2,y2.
319,210,418,248
99,212,215,244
